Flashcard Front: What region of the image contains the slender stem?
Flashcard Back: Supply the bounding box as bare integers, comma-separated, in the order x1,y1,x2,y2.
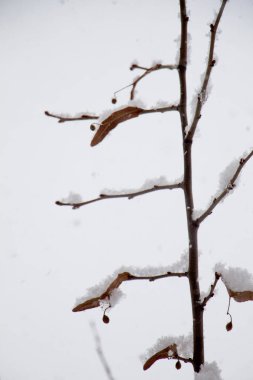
56,182,183,209
178,0,204,372
128,271,188,282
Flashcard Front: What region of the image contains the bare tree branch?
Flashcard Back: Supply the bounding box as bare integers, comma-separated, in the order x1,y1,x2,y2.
56,182,183,209
195,149,253,225
114,63,177,101
90,322,116,380
44,110,99,123
201,272,221,309
178,0,189,135
187,0,228,140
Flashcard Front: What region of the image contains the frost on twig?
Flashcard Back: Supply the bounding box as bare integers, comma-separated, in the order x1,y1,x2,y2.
72,253,188,313
215,263,253,302
142,334,193,370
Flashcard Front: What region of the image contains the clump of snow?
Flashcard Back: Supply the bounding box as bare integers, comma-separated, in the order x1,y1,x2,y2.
155,100,172,108
128,98,146,109
61,191,82,203
195,361,223,380
151,59,162,66
130,59,139,66
141,333,193,363
192,209,204,220
109,289,125,307
74,273,126,309
101,175,183,196
214,263,253,292
174,35,181,64
217,159,239,194
99,289,125,309
75,111,97,118
125,251,188,277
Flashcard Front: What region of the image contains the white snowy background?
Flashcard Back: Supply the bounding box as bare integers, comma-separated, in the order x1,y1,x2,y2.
1,0,253,379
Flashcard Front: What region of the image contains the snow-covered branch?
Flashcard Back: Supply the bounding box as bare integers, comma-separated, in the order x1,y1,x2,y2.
195,149,253,225
142,334,193,371
73,270,188,313
187,0,228,140
56,179,183,209
44,110,99,123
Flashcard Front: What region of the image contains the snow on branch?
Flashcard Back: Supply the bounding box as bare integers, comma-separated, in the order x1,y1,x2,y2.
195,149,253,225
44,110,99,123
56,177,183,209
72,253,189,313
187,0,228,140
142,333,193,370
215,263,253,302
194,362,223,380
201,272,221,308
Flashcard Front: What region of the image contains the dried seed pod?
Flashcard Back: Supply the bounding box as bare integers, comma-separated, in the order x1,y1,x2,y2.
226,321,233,331
175,360,181,370
102,314,110,324
90,124,96,131
111,97,117,104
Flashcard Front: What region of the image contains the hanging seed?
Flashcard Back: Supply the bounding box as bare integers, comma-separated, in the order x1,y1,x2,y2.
175,360,181,370
226,321,233,331
102,314,110,324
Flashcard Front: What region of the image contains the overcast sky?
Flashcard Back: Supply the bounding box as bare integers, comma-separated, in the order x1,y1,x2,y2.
1,1,253,379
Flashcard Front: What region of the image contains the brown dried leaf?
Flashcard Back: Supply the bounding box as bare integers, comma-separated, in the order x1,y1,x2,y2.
143,344,177,371
91,106,143,146
227,289,253,303
72,272,132,312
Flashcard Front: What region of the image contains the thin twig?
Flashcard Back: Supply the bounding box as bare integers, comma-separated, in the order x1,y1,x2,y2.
187,0,228,140
141,105,179,114
128,271,188,282
90,322,116,380
178,0,189,134
195,149,253,225
45,110,99,123
201,272,221,309
114,63,177,101
56,182,183,209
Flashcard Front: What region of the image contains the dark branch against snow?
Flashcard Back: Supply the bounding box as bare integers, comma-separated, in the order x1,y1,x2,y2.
56,182,183,209
187,0,228,140
195,149,253,225
44,110,99,123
